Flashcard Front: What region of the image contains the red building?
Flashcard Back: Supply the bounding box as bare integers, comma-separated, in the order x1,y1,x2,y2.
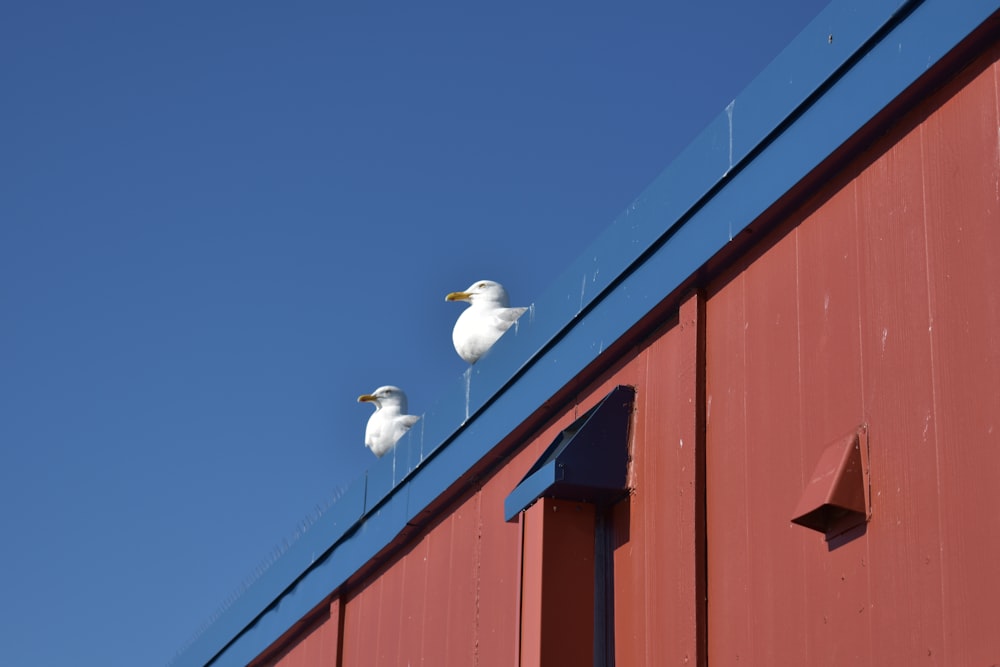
174,0,1000,664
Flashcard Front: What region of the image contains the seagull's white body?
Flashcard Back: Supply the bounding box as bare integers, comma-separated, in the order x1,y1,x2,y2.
446,280,528,364
357,386,420,458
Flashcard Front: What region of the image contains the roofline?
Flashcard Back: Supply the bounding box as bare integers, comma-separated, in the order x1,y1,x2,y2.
172,0,1000,664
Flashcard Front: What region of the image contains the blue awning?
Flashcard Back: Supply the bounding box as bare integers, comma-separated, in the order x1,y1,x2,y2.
504,385,635,522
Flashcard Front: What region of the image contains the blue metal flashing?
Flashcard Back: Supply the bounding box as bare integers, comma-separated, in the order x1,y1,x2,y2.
503,385,635,522
172,0,1000,664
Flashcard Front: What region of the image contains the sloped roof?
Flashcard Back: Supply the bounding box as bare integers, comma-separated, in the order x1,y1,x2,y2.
172,0,1000,664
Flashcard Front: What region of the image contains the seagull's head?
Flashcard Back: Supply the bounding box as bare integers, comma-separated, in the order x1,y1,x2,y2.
357,385,408,412
445,280,510,307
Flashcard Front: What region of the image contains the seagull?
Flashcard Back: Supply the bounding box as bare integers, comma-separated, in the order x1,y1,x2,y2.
445,280,528,364
357,386,420,458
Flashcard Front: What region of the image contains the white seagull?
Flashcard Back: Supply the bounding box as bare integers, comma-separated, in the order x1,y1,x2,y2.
445,279,528,364
357,386,420,458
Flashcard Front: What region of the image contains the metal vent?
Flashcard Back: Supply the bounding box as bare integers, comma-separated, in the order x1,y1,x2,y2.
792,425,871,539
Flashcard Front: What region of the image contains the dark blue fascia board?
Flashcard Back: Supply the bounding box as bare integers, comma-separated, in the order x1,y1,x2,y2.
174,0,999,664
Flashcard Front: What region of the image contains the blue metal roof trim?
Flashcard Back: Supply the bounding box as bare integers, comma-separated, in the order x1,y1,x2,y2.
173,0,999,664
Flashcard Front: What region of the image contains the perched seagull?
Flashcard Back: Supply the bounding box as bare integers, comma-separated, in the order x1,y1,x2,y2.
445,279,528,364
357,386,420,458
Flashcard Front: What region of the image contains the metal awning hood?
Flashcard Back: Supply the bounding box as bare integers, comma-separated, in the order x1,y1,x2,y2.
504,385,635,521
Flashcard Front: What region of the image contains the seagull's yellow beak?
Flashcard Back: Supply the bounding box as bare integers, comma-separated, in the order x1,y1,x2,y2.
357,394,377,403
445,291,471,302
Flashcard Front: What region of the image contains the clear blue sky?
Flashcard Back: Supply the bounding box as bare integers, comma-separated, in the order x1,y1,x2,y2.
1,2,830,664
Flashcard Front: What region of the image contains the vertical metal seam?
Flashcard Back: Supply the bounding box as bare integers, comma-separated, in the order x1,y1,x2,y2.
691,290,709,667
333,594,345,667
917,117,949,662
473,489,484,666
514,512,525,667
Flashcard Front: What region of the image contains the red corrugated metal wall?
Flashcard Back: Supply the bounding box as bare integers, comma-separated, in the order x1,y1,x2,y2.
705,44,1000,665
338,417,574,666
600,300,704,665
257,38,999,667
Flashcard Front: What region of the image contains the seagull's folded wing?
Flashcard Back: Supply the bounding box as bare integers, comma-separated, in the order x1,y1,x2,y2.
492,306,527,329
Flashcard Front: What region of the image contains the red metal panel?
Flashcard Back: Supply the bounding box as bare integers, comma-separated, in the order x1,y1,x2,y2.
340,575,377,665
609,497,640,665
413,515,450,665
855,105,946,665
743,223,810,665
392,536,436,666
476,459,530,666
518,497,595,667
341,497,481,666
616,295,704,665
918,48,1000,665
423,494,480,666
518,503,544,666
376,545,406,666
794,181,872,667
268,598,341,667
705,268,753,664
394,540,428,667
